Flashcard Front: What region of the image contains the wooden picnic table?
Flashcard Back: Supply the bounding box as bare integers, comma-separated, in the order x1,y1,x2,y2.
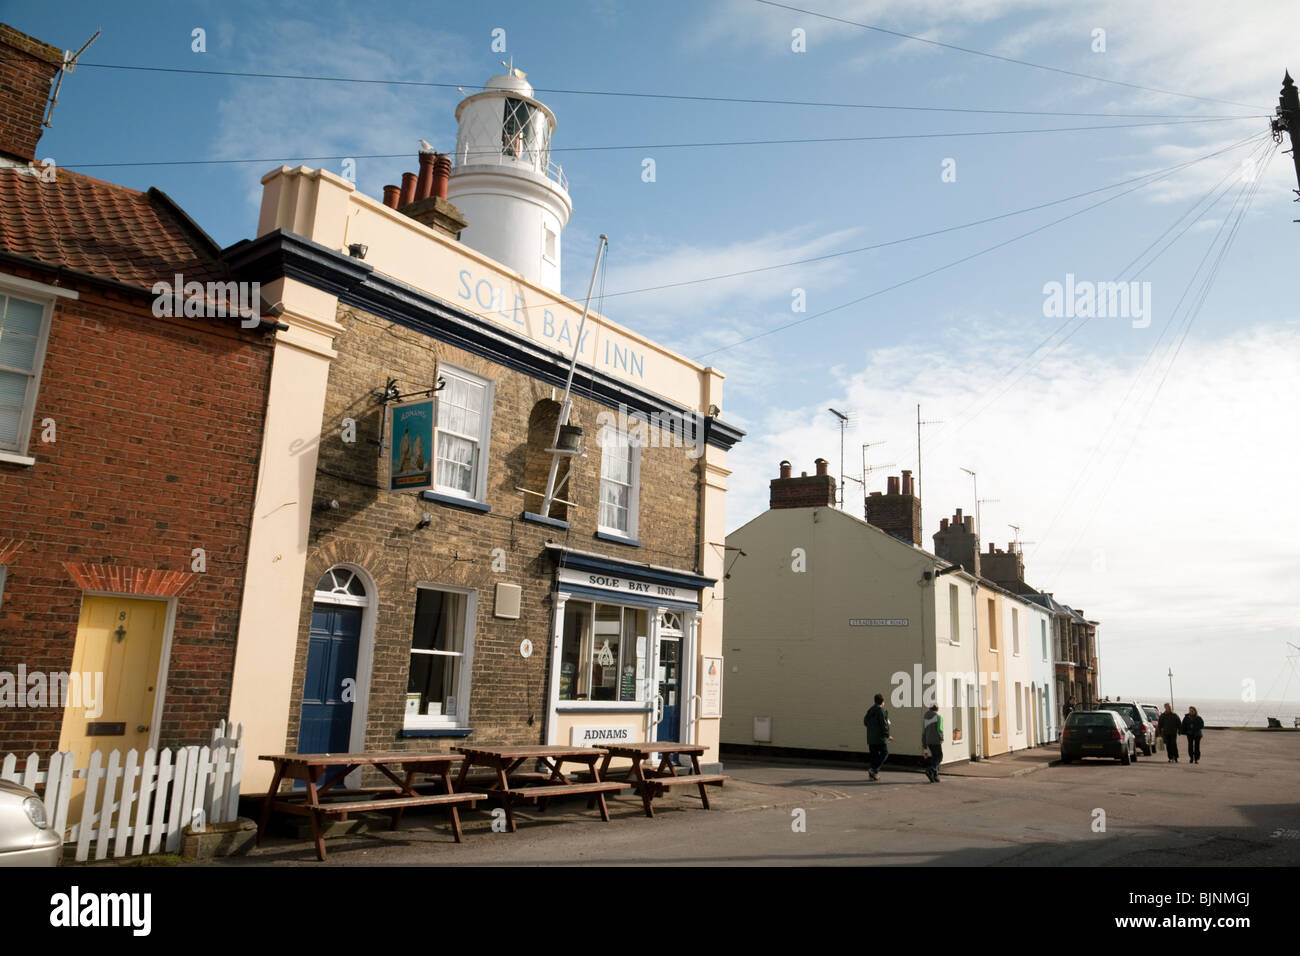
257,752,487,861
598,742,727,818
454,744,629,833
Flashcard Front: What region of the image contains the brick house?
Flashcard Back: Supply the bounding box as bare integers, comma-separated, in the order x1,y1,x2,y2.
0,26,276,758
225,71,741,788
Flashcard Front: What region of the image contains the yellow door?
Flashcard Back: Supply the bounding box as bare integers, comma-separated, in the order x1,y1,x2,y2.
57,595,168,763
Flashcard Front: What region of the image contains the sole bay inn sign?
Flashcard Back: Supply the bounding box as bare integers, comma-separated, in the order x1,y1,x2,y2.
556,567,697,605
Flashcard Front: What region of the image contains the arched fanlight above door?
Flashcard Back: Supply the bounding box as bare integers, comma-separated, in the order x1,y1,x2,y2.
315,567,367,600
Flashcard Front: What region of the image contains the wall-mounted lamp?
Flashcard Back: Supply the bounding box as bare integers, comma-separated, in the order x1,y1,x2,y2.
417,512,433,529
348,243,368,259
314,499,340,513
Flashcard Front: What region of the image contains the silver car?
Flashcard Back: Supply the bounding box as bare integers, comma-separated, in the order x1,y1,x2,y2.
0,779,61,866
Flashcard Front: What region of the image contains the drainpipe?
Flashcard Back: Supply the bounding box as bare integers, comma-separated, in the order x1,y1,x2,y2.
972,580,984,761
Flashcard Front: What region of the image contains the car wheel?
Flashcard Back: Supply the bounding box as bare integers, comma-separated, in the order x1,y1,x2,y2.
1132,747,1139,762
1120,749,1131,765
1061,755,1072,764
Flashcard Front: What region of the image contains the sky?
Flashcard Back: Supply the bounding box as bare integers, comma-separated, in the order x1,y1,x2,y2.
8,0,1300,705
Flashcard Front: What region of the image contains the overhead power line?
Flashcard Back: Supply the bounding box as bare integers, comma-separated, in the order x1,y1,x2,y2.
752,0,1268,112
71,60,1265,119
1041,146,1273,583
919,134,1274,461
693,133,1265,359
59,116,1253,170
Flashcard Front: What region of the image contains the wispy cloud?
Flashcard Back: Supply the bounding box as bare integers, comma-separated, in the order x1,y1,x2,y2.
211,15,472,213
721,317,1300,696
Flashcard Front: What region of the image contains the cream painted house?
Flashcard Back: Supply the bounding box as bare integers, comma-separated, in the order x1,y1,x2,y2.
721,462,982,765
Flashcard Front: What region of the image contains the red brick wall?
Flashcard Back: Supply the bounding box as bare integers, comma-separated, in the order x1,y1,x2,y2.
0,25,62,162
769,474,836,510
0,268,272,752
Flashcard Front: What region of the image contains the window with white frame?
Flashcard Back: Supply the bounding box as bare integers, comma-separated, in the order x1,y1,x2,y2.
0,288,55,458
1012,607,1021,655
558,600,649,703
1041,619,1048,660
948,583,960,643
434,367,492,500
598,426,639,538
405,586,475,727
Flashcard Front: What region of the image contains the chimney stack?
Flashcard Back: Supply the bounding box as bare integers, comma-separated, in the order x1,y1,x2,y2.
393,151,468,239
769,459,836,510
865,473,922,546
980,538,1027,592
0,26,63,163
382,185,402,209
933,508,980,575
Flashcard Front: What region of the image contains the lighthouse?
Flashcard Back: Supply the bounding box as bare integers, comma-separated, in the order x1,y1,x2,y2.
448,68,572,293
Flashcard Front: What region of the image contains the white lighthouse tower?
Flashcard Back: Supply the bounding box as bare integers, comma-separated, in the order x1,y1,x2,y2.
448,68,572,293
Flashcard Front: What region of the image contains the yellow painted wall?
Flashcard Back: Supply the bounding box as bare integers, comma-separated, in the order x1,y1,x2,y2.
978,584,1009,757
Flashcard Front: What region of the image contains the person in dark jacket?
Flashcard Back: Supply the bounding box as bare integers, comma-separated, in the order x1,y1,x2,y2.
921,704,944,782
1062,698,1075,722
864,693,892,780
1181,706,1205,764
1157,703,1181,762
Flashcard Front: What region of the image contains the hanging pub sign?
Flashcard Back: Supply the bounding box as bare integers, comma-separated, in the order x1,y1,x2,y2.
390,398,435,491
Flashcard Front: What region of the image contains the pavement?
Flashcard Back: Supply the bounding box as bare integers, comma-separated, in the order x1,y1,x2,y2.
92,729,1299,867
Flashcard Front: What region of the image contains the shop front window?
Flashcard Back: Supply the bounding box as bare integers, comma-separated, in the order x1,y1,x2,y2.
559,600,649,703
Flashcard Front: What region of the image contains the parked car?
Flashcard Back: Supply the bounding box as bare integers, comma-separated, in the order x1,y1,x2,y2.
1060,710,1135,765
1098,701,1155,756
1141,704,1163,752
0,779,60,866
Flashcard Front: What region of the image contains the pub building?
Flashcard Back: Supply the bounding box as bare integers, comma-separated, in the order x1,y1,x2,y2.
225,68,741,790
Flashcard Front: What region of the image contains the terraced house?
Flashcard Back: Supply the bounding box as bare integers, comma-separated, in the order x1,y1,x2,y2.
224,70,742,790
0,25,275,760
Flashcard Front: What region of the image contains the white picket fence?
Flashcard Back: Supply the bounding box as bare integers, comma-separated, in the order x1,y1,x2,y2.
0,720,244,862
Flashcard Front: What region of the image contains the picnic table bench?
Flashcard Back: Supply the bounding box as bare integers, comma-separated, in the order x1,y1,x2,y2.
598,742,727,818
454,744,628,833
257,752,487,861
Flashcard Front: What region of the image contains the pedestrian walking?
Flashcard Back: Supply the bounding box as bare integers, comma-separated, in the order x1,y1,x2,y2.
1181,705,1205,764
1157,703,1181,762
863,693,893,780
1062,698,1074,723
922,704,944,782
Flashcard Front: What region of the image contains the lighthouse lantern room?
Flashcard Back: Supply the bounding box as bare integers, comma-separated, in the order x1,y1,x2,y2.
448,68,573,293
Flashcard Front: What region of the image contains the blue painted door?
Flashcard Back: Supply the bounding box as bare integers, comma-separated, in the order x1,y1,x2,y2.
656,637,681,743
299,604,362,757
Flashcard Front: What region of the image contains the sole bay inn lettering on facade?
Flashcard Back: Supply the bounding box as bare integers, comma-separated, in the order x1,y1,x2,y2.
456,267,646,380
556,568,691,603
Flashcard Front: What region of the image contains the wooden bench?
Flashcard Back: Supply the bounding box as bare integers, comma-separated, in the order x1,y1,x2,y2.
598,743,727,817
488,780,629,830
258,752,480,860
303,792,486,842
